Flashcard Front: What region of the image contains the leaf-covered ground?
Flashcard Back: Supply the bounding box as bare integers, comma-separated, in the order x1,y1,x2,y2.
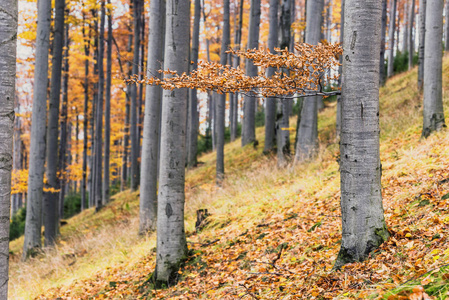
11,56,449,299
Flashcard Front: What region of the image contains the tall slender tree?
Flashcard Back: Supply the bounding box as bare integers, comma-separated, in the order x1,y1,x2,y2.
139,0,165,234
103,0,112,204
216,0,230,183
23,0,51,259
422,0,445,138
59,21,70,218
0,0,17,294
408,0,416,69
445,0,449,51
380,0,388,85
387,0,397,78
336,0,345,138
418,0,426,89
241,0,261,147
44,0,65,246
294,0,324,162
335,0,389,268
277,0,292,165
230,0,244,142
154,0,190,284
187,0,201,168
130,0,142,191
263,0,279,154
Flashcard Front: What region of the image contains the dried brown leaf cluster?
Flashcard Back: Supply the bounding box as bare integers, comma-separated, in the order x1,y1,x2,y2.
129,43,342,98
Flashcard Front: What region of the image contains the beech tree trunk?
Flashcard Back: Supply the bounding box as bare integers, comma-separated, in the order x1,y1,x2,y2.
336,0,345,139
379,0,387,85
130,0,142,191
403,1,409,53
418,0,426,89
187,0,200,168
230,0,244,142
263,0,278,154
0,0,17,294
103,0,112,204
139,0,165,234
422,0,445,138
154,0,190,285
387,0,397,78
241,0,261,147
59,23,70,218
93,0,105,211
216,0,230,183
23,0,51,259
294,0,323,162
44,0,65,246
335,0,389,268
445,0,449,51
277,0,292,166
408,0,416,69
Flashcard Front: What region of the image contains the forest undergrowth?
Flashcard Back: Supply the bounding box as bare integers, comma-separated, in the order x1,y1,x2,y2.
9,55,449,299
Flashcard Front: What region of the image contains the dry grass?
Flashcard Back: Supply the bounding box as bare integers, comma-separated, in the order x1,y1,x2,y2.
9,55,449,299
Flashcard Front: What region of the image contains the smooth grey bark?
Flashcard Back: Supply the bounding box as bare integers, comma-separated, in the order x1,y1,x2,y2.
422,0,445,138
130,0,142,191
263,0,279,154
230,0,244,142
336,0,345,139
241,0,261,147
12,100,22,216
121,0,133,192
187,0,200,168
408,0,416,69
59,23,69,219
387,0,397,78
154,0,189,284
418,0,426,89
294,0,323,163
0,0,17,295
277,0,292,166
335,0,389,268
139,0,165,234
94,0,105,211
445,0,449,51
23,0,51,259
403,1,409,53
216,0,230,183
44,0,65,246
103,0,112,205
379,0,387,85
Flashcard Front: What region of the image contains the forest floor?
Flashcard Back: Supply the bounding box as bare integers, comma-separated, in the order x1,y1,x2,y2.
9,55,449,299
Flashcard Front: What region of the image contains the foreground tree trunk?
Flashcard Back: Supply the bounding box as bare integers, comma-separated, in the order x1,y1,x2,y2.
187,0,201,168
216,0,230,183
263,0,279,154
422,0,445,138
154,0,189,285
23,0,51,259
0,0,17,294
294,0,323,162
418,0,426,89
44,0,65,246
335,0,389,268
387,0,397,78
241,0,261,147
139,0,165,234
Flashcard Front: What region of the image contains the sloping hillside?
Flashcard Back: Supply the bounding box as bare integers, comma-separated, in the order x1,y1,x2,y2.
9,55,449,299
